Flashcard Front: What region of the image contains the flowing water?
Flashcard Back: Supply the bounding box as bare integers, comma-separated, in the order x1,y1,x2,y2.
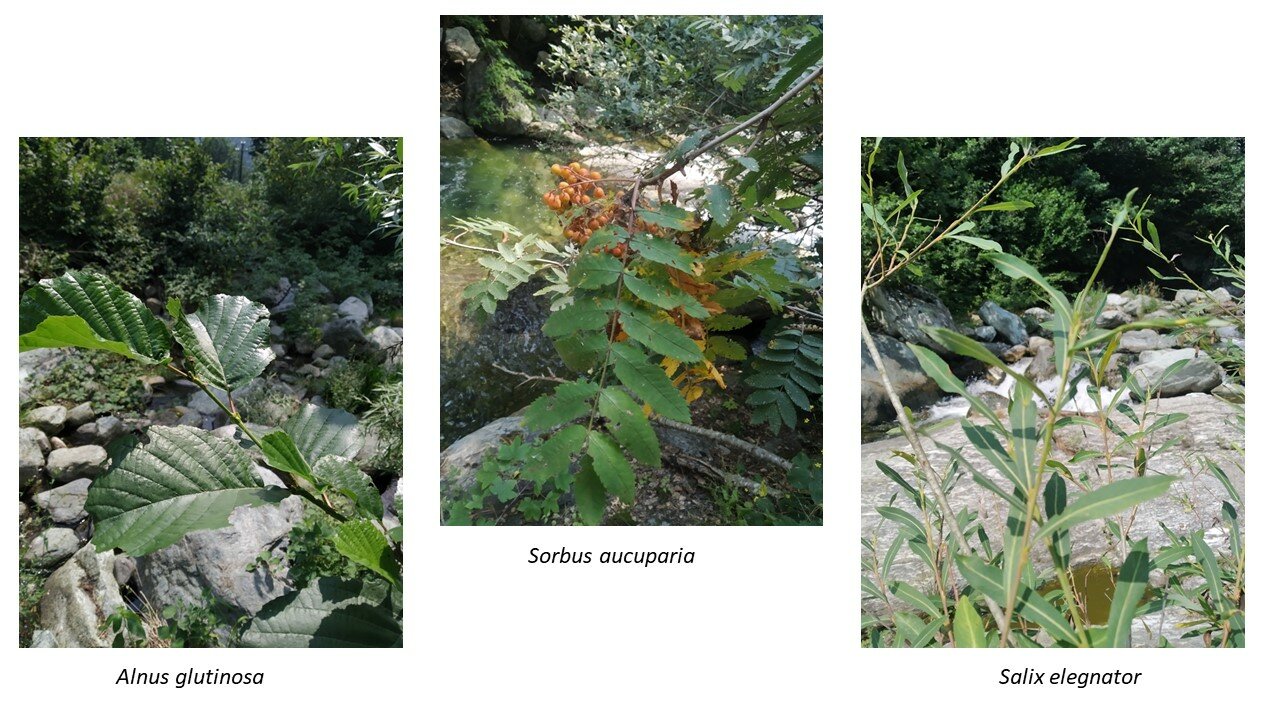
440,139,567,447
924,359,1128,423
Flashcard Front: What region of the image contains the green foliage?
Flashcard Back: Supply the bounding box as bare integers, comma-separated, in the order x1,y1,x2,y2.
106,592,243,648
449,17,535,130
25,348,150,415
361,378,404,475
444,436,575,525
744,327,822,432
18,271,401,647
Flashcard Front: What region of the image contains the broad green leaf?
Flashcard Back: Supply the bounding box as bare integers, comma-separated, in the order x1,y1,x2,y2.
543,298,609,337
1034,476,1175,543
523,380,597,432
282,404,363,463
168,295,274,391
598,387,661,467
86,426,288,556
260,430,313,478
586,430,636,503
1103,540,1149,647
975,200,1035,212
638,204,700,231
573,459,608,525
618,305,704,362
952,595,986,648
313,456,382,519
706,184,732,226
19,270,171,364
955,555,1078,646
611,342,690,423
241,578,400,648
622,272,708,317
525,425,589,485
628,234,696,272
334,519,400,585
568,253,624,289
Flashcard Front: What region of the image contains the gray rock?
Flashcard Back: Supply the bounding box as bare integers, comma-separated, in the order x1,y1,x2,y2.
337,296,370,325
38,544,123,647
1096,309,1133,329
24,405,67,435
19,348,67,405
1118,329,1177,353
1213,383,1245,404
1137,347,1199,366
866,284,960,356
22,426,51,454
1217,325,1242,340
1210,287,1233,304
441,115,477,139
297,363,323,379
187,388,228,419
73,422,100,445
366,325,403,352
1002,344,1028,363
1131,352,1224,397
381,479,401,530
33,478,92,524
1105,293,1126,308
95,416,127,444
20,428,46,485
313,344,336,361
113,554,137,586
136,495,304,616
50,436,68,450
442,416,529,496
964,325,997,342
29,629,56,648
46,445,108,482
978,301,1029,345
25,527,83,567
270,343,288,359
141,374,167,391
444,26,481,64
19,501,29,521
1026,339,1057,381
322,317,367,355
66,402,95,428
861,334,942,427
260,276,292,307
465,56,536,136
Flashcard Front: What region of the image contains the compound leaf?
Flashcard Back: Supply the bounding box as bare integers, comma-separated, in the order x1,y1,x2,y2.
611,342,691,423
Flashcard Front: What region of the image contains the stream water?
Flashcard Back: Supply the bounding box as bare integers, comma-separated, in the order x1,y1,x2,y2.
440,138,566,447
925,359,1127,422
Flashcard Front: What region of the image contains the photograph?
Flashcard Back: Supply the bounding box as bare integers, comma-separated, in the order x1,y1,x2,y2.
18,137,403,647
860,137,1245,648
440,16,823,525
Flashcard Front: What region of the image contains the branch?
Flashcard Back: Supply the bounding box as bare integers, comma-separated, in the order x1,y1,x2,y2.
642,64,823,187
651,416,793,472
491,363,568,386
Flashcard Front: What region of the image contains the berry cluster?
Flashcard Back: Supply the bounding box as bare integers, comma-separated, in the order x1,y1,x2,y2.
541,161,667,254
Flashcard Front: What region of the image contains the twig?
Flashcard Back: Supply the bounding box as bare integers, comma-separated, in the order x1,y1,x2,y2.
651,416,793,472
491,363,568,386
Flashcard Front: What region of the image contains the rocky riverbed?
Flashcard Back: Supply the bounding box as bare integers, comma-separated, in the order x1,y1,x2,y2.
19,278,404,647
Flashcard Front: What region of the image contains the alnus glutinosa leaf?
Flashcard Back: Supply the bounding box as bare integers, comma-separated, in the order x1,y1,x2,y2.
19,270,172,364
168,294,274,391
86,426,288,556
241,578,400,648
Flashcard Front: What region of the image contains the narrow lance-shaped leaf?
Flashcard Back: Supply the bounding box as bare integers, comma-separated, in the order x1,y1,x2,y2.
955,554,1078,646
611,342,691,423
598,386,661,466
1103,539,1149,648
952,595,986,648
586,430,636,503
168,294,274,391
19,270,171,364
86,426,288,556
1034,476,1175,544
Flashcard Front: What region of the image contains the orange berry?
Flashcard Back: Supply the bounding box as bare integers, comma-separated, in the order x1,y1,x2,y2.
550,164,562,174
570,162,582,171
593,187,605,199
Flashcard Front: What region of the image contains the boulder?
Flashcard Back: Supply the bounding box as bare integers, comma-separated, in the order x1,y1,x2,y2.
964,325,997,342
25,527,83,567
33,478,92,525
135,486,304,617
46,445,108,482
444,26,481,64
260,276,292,307
1002,344,1028,363
978,301,1028,345
1026,339,1057,382
1213,383,1245,404
1118,329,1177,353
24,405,67,435
337,296,371,325
113,554,137,586
367,325,403,352
322,317,367,355
861,334,942,427
313,344,336,361
19,428,46,485
1105,293,1126,308
865,284,959,356
22,426,51,454
441,415,528,496
1130,351,1225,397
37,544,123,647
465,56,536,136
66,402,95,428
1096,309,1132,329
441,115,477,139
95,416,127,444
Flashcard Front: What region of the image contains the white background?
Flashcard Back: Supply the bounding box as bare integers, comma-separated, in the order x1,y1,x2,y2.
0,0,1275,717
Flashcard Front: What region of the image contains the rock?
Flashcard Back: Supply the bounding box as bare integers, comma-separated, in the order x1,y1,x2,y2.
1137,347,1199,366
37,544,123,647
441,416,529,496
366,325,403,352
1105,293,1126,308
1096,309,1133,329
19,501,29,521
46,445,108,482
22,426,51,454
964,325,997,342
19,428,46,485
73,422,100,445
1026,340,1056,381
1002,344,1028,363
322,317,367,355
29,629,56,647
313,344,336,361
50,436,68,450
443,26,481,64
66,402,95,428
145,298,165,314
1130,351,1224,397
270,343,288,360
1022,307,1053,324
441,115,477,139
297,363,323,379
24,405,67,435
141,374,166,391
294,332,319,356
977,301,1029,345
113,554,137,586
865,284,960,356
95,416,127,444
1213,383,1245,403
260,276,292,307
861,334,942,427
1118,329,1177,353
136,494,304,616
967,391,1009,419
1217,325,1242,340
187,388,228,419
465,56,536,136
337,296,370,325
1209,287,1233,304
25,527,83,567
381,479,401,530
1174,288,1231,308
33,478,92,525
19,348,67,404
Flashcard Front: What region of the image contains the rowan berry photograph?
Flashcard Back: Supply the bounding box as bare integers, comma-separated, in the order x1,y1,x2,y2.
440,16,823,525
